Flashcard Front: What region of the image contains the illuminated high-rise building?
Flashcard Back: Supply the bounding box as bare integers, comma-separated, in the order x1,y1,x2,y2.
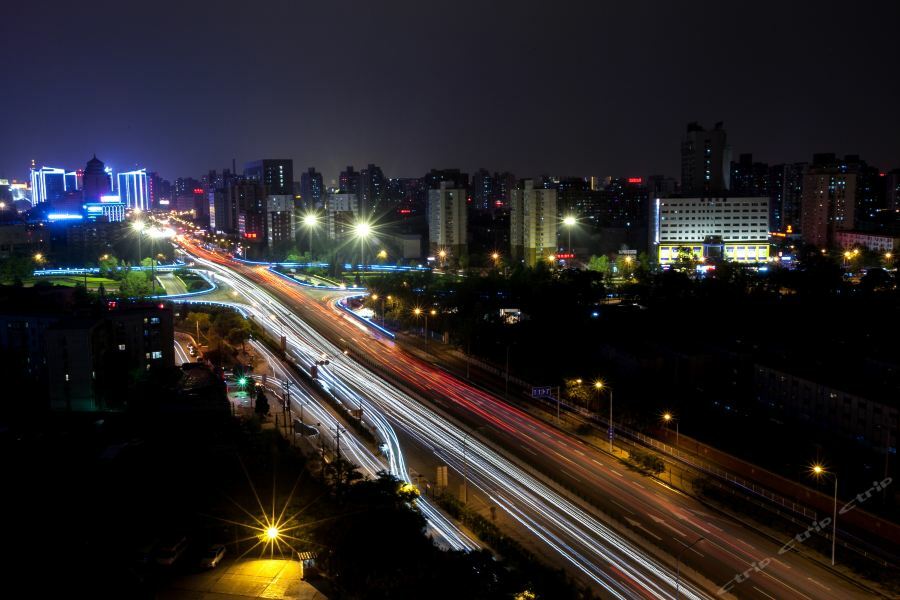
245,159,293,196
299,167,324,208
360,163,385,215
30,166,66,204
510,179,557,267
64,170,83,192
427,182,468,261
117,169,150,211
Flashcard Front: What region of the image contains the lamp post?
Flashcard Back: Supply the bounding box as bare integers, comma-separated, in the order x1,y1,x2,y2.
663,412,679,447
675,536,705,599
595,380,613,452
132,220,145,269
811,464,838,566
302,213,318,260
563,215,576,254
438,249,448,270
353,220,371,284
414,307,436,348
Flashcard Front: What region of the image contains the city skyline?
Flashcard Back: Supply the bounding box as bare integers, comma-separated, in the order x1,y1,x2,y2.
3,1,899,182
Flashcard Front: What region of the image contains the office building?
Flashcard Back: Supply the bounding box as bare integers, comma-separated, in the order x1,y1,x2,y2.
427,182,468,261
493,171,516,209
117,169,150,211
799,154,877,247
244,159,293,196
730,154,769,197
148,171,172,209
886,169,900,211
768,163,806,234
652,196,770,263
360,163,385,215
510,179,558,267
835,230,898,253
266,194,296,247
647,175,678,199
299,167,324,208
30,166,66,204
339,165,361,197
424,168,468,190
471,169,494,210
326,192,360,240
64,170,82,192
681,122,730,195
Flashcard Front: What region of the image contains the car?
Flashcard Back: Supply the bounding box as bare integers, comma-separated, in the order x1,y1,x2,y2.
155,536,189,566
199,544,226,568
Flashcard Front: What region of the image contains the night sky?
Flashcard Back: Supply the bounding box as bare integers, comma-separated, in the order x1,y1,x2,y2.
3,0,899,183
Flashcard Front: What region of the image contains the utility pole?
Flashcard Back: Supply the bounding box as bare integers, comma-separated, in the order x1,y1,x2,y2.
333,423,346,462
281,380,292,439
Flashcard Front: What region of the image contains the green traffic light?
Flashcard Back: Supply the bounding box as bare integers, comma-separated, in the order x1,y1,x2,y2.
238,377,247,386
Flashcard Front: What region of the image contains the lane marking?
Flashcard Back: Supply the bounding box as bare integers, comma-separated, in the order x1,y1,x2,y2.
520,444,538,456
806,578,830,592
609,499,635,515
610,469,623,477
560,468,580,482
753,586,776,599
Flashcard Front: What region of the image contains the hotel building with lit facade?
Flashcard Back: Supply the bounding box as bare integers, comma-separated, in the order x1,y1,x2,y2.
652,196,770,264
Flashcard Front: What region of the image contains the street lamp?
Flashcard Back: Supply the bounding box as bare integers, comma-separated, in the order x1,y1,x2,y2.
595,380,613,452
302,212,319,260
438,249,448,269
413,307,437,348
353,220,372,280
132,220,145,268
811,464,838,566
663,412,679,447
675,536,705,599
562,215,576,253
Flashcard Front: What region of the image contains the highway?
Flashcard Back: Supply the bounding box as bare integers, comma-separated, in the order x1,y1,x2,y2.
175,238,879,600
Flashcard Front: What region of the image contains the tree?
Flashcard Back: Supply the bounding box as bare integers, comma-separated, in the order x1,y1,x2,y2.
587,255,610,275
564,378,593,408
673,246,699,273
119,270,151,297
98,255,119,277
255,387,270,418
227,320,251,352
186,312,212,338
0,256,36,285
212,311,246,341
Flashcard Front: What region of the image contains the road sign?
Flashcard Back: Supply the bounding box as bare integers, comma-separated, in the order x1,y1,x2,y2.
531,386,552,398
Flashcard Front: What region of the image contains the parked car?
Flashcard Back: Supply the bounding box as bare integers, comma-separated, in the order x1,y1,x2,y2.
199,544,226,568
155,536,189,566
